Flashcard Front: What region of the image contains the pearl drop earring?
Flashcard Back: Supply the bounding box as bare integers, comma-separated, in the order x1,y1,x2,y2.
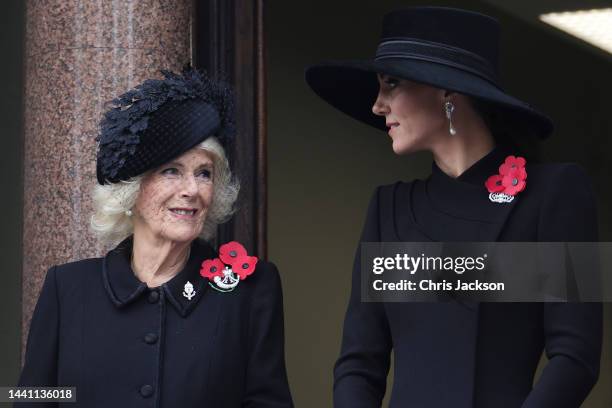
444,101,456,135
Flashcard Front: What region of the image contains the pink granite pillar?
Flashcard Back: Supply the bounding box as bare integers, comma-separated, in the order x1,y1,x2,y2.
22,0,191,350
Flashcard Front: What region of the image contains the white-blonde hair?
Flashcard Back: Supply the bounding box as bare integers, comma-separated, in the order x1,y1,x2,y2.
90,137,239,247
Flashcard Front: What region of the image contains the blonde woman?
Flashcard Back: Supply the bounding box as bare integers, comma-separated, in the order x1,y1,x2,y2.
19,69,293,407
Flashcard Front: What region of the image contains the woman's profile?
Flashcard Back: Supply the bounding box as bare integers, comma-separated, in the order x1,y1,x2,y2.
306,7,601,408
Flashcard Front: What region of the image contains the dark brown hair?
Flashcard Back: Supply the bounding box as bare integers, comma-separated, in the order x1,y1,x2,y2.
470,97,543,163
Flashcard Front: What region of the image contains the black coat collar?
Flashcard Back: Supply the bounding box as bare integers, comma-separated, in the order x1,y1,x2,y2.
400,146,521,310
102,236,216,317
397,145,521,242
426,145,517,223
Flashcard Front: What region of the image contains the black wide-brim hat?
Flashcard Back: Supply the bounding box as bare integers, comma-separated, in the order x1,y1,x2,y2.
305,7,554,138
96,68,235,184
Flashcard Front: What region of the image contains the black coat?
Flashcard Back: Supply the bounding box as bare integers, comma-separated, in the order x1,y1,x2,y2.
18,238,294,408
334,146,602,408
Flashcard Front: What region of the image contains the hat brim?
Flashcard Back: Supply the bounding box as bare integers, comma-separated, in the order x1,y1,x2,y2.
305,59,553,138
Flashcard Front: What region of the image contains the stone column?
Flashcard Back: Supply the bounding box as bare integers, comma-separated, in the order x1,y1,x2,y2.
22,0,191,350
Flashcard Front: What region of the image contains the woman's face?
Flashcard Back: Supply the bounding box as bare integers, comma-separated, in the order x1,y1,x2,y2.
372,74,448,155
133,147,215,244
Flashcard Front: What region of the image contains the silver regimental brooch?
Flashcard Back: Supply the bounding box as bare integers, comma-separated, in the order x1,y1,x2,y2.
182,281,196,300
488,192,514,203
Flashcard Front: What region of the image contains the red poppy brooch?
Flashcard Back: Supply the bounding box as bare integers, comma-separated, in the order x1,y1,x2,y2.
200,241,258,292
485,155,527,203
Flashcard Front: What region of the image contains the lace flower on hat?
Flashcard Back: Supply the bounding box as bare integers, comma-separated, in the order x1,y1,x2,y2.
97,67,235,182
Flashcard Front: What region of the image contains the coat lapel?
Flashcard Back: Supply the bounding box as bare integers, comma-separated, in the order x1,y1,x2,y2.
385,146,524,406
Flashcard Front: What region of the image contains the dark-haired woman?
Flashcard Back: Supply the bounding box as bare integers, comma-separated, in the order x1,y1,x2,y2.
306,7,601,408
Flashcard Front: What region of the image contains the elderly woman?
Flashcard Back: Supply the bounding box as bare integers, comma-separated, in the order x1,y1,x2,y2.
18,69,294,407
306,7,602,408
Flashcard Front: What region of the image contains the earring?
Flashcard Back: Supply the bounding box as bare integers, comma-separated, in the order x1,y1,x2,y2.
125,209,133,217
444,101,456,135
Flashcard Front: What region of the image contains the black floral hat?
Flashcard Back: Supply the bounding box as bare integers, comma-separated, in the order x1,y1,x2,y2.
96,68,234,184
